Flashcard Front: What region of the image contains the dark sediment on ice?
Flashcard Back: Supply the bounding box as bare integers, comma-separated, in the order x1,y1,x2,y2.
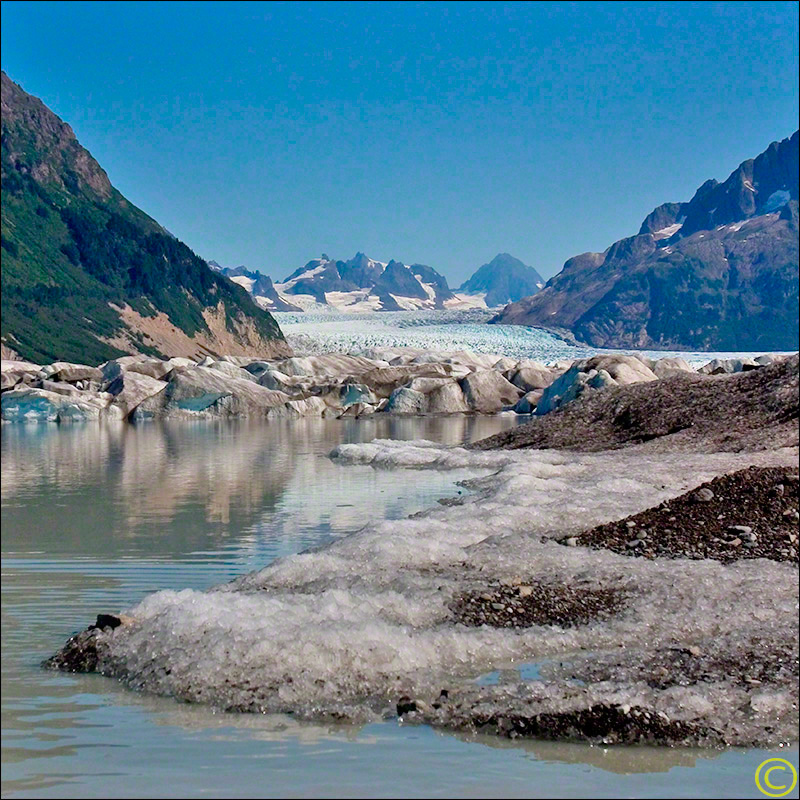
471,355,799,453
566,466,799,563
451,581,627,628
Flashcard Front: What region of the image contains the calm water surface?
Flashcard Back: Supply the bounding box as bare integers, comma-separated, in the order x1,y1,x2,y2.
2,418,796,798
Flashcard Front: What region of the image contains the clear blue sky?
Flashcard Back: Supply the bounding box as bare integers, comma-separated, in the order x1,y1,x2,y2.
2,1,798,284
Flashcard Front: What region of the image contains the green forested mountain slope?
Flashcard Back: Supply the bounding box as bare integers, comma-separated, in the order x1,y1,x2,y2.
1,71,288,364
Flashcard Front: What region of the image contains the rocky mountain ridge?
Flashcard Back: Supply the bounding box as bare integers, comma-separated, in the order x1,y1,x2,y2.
492,131,799,351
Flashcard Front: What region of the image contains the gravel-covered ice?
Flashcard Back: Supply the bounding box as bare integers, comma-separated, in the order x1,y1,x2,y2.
83,439,798,746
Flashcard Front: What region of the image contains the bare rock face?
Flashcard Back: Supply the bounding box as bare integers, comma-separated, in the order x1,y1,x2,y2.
2,70,289,364
459,370,521,413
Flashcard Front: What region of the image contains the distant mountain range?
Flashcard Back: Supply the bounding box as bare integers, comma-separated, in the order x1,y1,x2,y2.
209,252,544,313
207,262,303,312
493,131,799,351
0,71,288,364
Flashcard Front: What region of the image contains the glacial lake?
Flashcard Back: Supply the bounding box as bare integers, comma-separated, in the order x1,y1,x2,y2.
2,418,796,799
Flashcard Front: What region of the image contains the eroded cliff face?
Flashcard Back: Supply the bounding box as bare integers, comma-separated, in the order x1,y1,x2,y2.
1,71,289,363
493,132,799,352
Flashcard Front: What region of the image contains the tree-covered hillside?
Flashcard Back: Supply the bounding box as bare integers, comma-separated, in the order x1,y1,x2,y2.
1,71,287,364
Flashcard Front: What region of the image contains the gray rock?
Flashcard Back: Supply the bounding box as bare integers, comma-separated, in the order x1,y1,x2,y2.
107,372,168,419
511,366,556,392
39,361,104,383
425,382,470,414
385,387,427,414
513,390,542,414
1,387,121,423
135,366,289,419
459,369,521,413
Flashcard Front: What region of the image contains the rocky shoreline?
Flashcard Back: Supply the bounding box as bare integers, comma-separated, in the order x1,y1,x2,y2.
1,348,792,423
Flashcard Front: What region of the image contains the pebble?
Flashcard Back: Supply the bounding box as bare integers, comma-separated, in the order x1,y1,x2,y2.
728,525,753,535
694,488,715,502
564,537,579,547
627,539,644,548
491,603,506,611
518,585,533,597
726,538,742,547
625,521,637,528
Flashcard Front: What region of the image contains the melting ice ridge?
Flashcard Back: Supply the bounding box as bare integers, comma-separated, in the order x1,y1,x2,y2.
97,440,798,745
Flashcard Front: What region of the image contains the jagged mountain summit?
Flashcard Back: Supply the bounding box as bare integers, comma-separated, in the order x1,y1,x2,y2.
274,253,465,312
493,131,799,351
208,262,303,312
458,253,545,306
0,72,289,363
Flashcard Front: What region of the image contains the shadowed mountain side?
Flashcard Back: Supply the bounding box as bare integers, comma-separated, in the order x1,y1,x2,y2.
492,132,799,351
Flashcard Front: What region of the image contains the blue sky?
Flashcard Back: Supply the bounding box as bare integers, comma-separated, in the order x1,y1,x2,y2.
2,1,798,284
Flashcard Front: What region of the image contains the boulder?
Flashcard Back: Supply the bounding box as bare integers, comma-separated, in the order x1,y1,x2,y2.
405,377,455,394
39,379,85,397
513,390,543,414
360,364,455,397
107,372,168,419
134,366,289,419
208,361,258,382
459,369,521,413
511,366,557,392
491,356,518,372
338,402,377,417
385,387,427,414
535,367,598,415
652,357,695,378
1,387,121,423
39,362,104,383
425,382,470,413
579,355,658,385
754,354,789,367
101,356,195,383
284,396,329,416
1,359,42,391
699,357,760,375
535,354,658,415
277,354,377,379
